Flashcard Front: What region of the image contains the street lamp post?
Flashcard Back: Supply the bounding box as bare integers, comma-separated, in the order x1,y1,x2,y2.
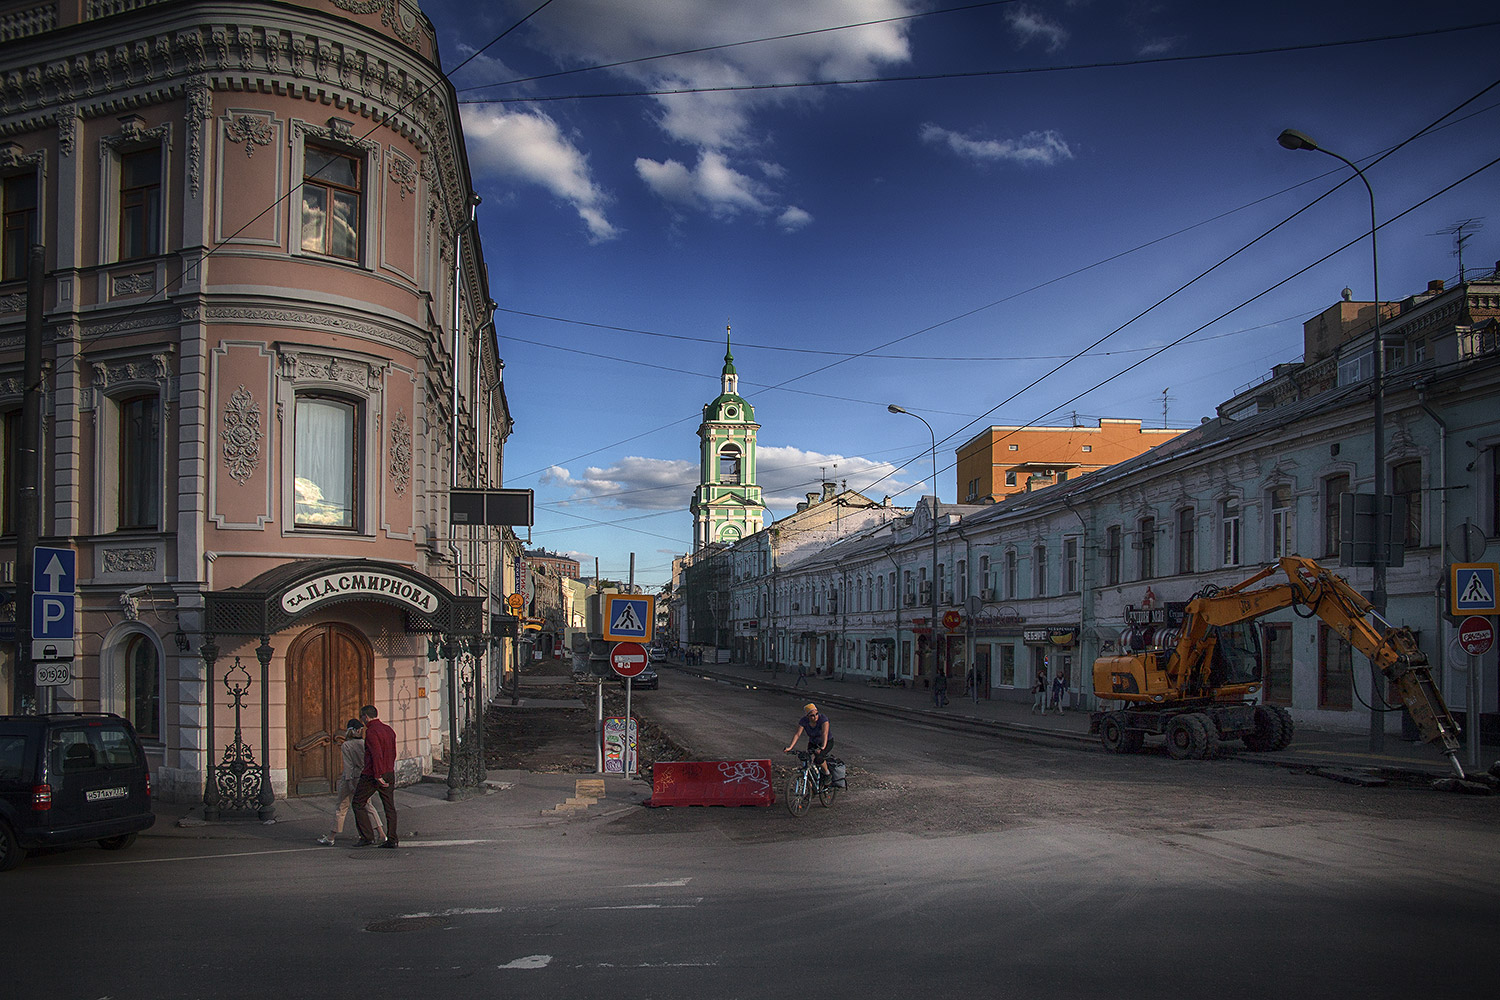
889,404,941,687
1278,128,1386,752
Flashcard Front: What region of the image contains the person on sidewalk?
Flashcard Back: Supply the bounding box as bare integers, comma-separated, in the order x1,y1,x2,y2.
1032,667,1048,713
352,704,399,848
318,719,385,847
1049,672,1067,714
794,661,809,688
933,666,948,707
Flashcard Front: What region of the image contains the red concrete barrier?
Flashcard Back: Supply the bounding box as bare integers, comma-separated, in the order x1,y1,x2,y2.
646,759,776,807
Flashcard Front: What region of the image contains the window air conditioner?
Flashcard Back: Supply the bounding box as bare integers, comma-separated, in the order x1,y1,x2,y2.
919,583,931,600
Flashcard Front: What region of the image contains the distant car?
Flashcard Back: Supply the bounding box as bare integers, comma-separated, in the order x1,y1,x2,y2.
648,647,666,662
0,713,156,871
621,668,659,690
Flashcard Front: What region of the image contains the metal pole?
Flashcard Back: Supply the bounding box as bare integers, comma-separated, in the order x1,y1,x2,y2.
16,244,43,714
1278,130,1385,752
888,405,941,686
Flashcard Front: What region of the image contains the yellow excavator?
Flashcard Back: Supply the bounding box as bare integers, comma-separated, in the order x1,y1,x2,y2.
1090,556,1466,777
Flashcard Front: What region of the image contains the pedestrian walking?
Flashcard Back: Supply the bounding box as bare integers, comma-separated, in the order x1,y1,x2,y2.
964,663,978,703
794,661,809,688
1032,667,1048,713
318,719,385,847
1050,672,1066,714
352,704,399,848
933,666,949,707
970,664,982,704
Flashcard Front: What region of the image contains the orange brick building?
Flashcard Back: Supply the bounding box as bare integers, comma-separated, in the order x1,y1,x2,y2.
956,418,1184,502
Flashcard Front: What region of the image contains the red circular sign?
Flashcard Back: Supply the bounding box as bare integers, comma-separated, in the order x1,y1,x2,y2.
942,610,962,631
610,641,649,678
1458,616,1494,656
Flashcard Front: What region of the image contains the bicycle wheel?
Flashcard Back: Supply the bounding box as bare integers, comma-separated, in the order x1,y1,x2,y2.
785,773,811,817
817,778,838,808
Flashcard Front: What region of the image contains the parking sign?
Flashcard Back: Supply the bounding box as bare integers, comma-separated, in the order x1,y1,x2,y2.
32,547,76,651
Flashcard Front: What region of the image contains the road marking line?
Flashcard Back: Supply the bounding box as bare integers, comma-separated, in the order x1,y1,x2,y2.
76,847,325,866
498,955,552,969
397,907,504,918
623,877,692,887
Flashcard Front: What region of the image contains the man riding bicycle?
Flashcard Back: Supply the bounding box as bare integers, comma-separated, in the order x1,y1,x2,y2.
785,702,832,784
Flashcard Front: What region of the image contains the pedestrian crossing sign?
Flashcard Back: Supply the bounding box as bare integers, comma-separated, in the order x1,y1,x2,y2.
603,594,655,643
1451,563,1499,616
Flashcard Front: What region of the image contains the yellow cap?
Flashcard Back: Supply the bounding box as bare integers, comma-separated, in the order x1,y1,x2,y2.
803,703,817,713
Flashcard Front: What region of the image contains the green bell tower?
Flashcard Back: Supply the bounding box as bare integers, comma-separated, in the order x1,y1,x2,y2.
691,326,763,550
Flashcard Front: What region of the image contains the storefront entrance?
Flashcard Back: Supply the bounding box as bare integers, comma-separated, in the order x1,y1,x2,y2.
287,623,372,796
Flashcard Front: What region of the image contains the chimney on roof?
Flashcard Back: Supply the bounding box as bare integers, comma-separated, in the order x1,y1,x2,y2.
1341,287,1352,301
1428,279,1445,294
822,481,836,501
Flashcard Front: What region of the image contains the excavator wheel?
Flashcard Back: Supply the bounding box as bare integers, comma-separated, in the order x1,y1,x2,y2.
1242,706,1284,752
1185,714,1213,758
1269,706,1295,750
1100,713,1135,753
1165,715,1198,760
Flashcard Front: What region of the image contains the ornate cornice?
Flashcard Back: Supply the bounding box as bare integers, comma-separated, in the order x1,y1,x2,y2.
194,304,426,355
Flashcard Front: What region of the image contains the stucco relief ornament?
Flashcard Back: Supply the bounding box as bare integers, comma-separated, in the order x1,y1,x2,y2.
222,384,263,485
226,114,273,158
390,408,411,493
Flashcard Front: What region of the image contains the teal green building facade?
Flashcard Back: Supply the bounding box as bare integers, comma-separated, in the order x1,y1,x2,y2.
692,330,764,550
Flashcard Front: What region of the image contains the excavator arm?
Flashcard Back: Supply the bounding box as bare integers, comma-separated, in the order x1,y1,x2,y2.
1172,557,1464,776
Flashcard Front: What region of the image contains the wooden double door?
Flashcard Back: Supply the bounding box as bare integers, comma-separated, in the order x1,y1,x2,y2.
287,623,373,797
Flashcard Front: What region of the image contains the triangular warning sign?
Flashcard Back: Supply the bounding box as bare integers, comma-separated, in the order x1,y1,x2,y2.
1460,572,1494,606
612,603,643,633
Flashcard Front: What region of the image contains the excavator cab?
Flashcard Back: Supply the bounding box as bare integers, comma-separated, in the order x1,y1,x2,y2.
1207,621,1262,688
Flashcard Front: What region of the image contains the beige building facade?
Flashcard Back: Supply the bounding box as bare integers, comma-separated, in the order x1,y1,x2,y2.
0,0,518,809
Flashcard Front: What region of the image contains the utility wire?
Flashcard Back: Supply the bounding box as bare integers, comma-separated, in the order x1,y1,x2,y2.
462,21,1500,104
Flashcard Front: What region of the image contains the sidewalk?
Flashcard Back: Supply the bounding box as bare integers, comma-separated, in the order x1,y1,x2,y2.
676,658,1481,782
146,769,651,843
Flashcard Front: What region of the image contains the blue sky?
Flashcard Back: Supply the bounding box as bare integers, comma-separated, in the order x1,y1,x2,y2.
415,0,1500,590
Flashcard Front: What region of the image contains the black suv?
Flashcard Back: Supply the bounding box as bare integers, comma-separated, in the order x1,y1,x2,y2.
0,713,156,871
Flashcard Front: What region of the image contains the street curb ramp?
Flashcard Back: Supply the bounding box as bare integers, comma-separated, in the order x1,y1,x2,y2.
645,760,776,807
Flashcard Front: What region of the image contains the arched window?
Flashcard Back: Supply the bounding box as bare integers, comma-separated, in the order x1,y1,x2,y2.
124,633,160,741
718,445,741,484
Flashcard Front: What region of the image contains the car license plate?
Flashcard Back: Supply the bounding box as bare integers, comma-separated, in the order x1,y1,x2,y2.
86,786,128,802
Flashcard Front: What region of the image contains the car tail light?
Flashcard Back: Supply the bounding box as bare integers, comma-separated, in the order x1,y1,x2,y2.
145,772,151,799
32,784,52,811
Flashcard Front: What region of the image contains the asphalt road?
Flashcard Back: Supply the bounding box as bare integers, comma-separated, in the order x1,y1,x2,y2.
10,668,1498,999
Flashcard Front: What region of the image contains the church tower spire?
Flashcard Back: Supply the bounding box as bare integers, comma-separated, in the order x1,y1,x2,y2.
690,323,763,551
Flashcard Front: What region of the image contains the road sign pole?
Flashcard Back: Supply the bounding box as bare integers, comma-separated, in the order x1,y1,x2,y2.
624,677,633,776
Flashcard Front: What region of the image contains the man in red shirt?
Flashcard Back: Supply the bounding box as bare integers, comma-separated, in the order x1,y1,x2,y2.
352,704,398,848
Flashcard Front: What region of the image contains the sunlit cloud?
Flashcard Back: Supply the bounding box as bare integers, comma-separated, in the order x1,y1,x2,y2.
920,124,1074,167
1007,4,1070,52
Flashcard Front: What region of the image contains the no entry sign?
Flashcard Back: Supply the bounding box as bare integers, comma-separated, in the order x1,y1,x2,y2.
610,641,649,678
1458,616,1494,656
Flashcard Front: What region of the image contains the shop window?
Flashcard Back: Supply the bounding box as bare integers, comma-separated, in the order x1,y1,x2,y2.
294,395,359,529
300,145,361,260
1263,623,1292,706
1318,622,1352,711
2,172,37,280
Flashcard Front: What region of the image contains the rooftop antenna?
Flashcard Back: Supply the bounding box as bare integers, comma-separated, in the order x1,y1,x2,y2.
1161,387,1174,428
1433,218,1484,283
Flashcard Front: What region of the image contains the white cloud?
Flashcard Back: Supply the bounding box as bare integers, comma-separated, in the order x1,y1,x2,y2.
542,458,696,510
920,124,1074,167
636,151,774,219
459,105,620,242
754,445,919,511
777,206,813,232
1006,4,1070,52
1137,36,1182,57
504,0,919,223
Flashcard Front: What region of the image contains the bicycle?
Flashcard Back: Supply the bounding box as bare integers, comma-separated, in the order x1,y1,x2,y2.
784,748,837,816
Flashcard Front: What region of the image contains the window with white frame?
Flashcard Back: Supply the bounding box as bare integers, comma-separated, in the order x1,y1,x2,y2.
1323,474,1349,558
1270,485,1293,558
1063,536,1079,594
294,394,360,529
1138,517,1156,579
1004,549,1017,599
1176,507,1195,575
118,147,162,260
1392,459,1422,548
1105,525,1121,585
1033,544,1047,597
124,632,161,741
957,559,966,603
1222,497,1242,566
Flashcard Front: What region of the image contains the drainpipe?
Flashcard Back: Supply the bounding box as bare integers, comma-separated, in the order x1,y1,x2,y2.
884,545,903,683
1063,495,1090,712
1417,381,1471,768
955,523,975,697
